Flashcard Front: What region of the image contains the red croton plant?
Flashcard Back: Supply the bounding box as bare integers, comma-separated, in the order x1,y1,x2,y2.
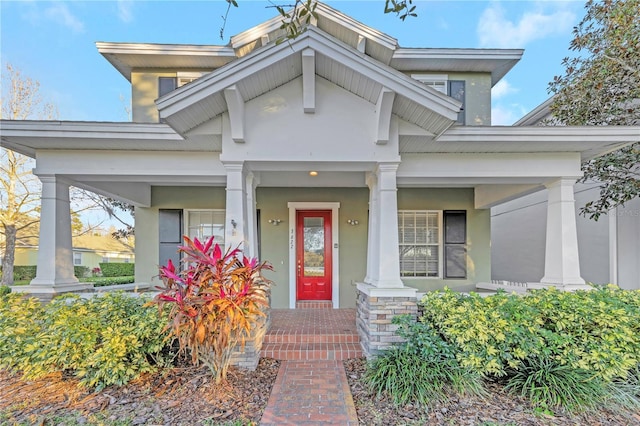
153,236,272,384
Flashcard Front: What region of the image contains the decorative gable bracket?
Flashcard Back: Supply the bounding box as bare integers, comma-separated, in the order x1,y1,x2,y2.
375,88,395,145
302,48,316,114
224,85,245,143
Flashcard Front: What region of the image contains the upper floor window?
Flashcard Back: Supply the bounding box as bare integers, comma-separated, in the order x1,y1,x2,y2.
158,72,206,98
411,74,465,125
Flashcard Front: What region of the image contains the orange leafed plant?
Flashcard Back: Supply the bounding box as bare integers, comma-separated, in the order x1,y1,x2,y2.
153,236,272,383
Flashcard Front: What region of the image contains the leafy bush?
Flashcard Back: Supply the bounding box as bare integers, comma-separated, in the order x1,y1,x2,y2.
420,286,640,381
99,262,135,277
365,315,484,406
74,265,89,278
505,356,607,412
12,265,37,281
0,285,11,297
154,236,272,384
91,276,136,286
0,292,173,390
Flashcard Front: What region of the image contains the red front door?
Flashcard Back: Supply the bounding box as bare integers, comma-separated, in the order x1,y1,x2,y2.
296,210,332,301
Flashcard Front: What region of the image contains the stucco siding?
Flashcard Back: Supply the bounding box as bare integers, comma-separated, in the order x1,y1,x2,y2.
256,187,369,309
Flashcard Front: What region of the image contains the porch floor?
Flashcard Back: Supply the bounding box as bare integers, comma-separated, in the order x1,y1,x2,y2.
260,308,362,361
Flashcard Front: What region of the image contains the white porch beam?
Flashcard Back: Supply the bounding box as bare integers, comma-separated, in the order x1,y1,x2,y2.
375,88,395,145
539,178,589,290
302,48,316,113
223,85,245,143
474,184,542,209
245,171,259,259
14,175,89,295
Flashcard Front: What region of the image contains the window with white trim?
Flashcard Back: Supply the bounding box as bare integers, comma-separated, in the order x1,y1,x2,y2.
186,210,226,247
73,252,82,266
398,210,467,278
398,210,441,277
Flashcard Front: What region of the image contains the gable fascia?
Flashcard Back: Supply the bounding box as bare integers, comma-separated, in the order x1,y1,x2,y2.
157,27,460,135
230,2,397,55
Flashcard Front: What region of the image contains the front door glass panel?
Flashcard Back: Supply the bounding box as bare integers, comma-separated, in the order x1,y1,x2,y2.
303,217,325,276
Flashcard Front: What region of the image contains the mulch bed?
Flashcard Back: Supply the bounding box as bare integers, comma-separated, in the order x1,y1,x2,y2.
2,357,640,425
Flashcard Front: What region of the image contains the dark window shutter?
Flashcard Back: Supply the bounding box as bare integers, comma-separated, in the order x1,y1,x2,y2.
159,209,182,268
444,210,466,279
158,77,177,97
448,80,465,124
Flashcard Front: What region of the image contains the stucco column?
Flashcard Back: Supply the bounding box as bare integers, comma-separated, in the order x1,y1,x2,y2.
368,163,404,288
224,162,248,254
539,178,589,290
16,175,88,296
364,172,378,284
245,171,259,259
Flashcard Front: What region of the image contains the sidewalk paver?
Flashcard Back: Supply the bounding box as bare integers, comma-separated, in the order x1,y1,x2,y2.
260,360,358,425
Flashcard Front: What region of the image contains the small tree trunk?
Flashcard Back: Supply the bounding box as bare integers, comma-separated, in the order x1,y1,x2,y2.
1,224,17,285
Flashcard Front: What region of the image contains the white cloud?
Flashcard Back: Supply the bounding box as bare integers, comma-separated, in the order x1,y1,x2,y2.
45,2,85,33
492,79,518,99
117,0,134,23
492,103,528,125
477,3,575,48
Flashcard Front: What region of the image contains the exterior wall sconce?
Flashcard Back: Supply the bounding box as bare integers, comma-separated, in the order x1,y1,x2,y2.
268,219,282,225
347,219,359,226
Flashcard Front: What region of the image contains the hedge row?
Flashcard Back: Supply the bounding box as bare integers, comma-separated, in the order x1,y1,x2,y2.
2,266,95,280
99,262,135,277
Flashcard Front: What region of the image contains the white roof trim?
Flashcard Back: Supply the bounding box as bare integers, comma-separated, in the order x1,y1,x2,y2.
157,26,460,133
514,97,555,126
440,125,640,142
230,2,397,51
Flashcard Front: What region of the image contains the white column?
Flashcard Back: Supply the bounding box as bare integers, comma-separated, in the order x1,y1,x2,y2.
364,172,378,284
540,178,589,290
224,162,248,254
369,163,404,288
19,175,88,294
245,171,259,259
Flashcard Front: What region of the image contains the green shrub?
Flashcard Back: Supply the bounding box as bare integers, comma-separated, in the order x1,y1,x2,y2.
420,286,640,381
91,276,135,286
12,265,37,281
74,265,89,278
99,262,135,277
0,292,173,390
0,294,44,371
0,285,11,297
364,314,484,406
505,356,607,411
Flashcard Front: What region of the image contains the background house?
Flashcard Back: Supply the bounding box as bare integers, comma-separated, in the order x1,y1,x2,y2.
13,234,135,274
491,99,640,290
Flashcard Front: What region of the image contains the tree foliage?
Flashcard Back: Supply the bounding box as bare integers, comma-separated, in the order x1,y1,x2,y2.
549,0,640,219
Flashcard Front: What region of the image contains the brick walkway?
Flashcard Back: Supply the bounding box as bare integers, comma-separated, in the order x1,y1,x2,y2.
260,360,359,425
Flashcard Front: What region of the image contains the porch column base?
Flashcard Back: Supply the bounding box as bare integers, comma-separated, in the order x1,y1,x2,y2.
356,283,418,357
12,282,93,302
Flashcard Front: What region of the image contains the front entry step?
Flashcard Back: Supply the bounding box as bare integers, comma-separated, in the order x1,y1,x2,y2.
295,300,333,309
260,308,362,361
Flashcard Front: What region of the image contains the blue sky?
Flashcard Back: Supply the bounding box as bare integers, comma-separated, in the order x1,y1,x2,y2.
1,0,585,125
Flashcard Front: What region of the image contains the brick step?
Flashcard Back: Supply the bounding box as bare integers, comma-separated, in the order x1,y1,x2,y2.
264,332,360,344
295,300,333,309
260,342,363,361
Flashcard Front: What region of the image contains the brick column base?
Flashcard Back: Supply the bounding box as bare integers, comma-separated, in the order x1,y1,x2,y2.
356,283,418,357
